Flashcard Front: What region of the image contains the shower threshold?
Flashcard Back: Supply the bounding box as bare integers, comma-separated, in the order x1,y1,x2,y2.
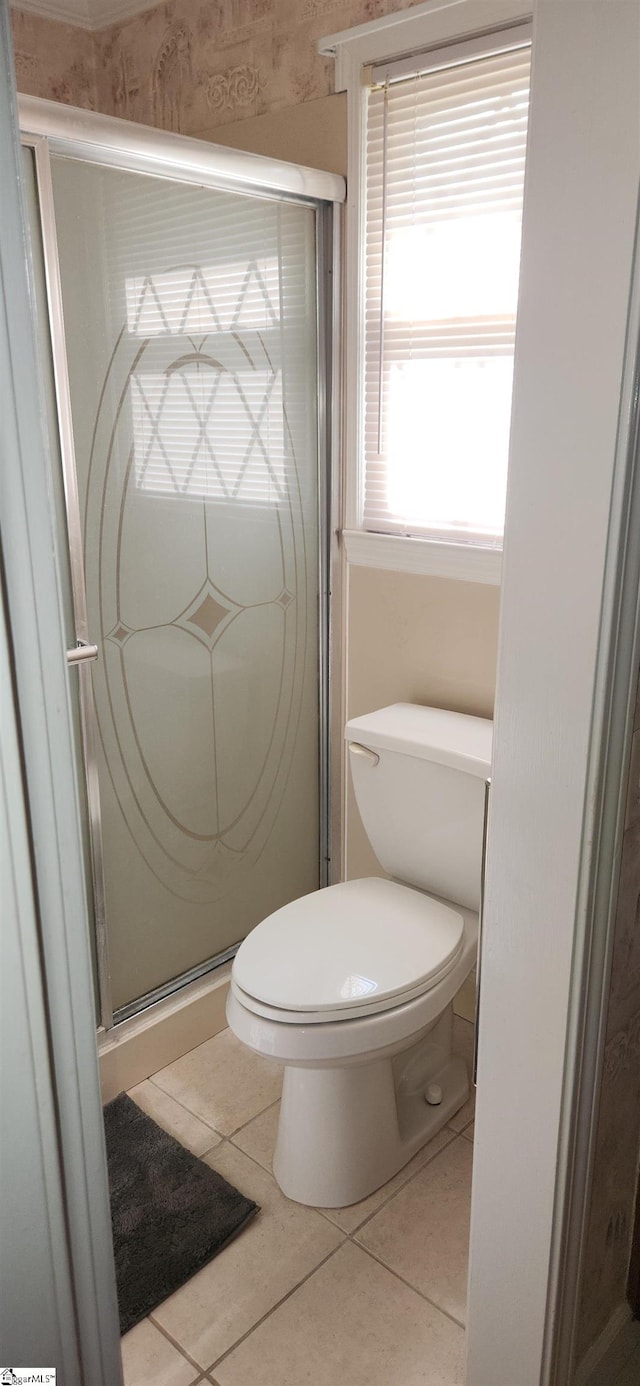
112,945,240,1028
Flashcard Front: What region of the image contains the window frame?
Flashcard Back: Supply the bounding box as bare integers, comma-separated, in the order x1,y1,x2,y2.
319,0,533,584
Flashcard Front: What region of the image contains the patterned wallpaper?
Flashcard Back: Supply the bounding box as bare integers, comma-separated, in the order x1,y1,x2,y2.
11,8,97,108
11,0,421,132
576,671,640,1364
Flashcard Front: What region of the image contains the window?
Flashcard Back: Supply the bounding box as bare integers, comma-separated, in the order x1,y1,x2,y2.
363,30,531,547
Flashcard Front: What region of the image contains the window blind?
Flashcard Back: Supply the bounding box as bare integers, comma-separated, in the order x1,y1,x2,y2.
364,38,531,543
53,159,316,509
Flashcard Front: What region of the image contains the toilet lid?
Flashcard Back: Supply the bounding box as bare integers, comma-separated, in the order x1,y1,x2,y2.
233,877,465,1015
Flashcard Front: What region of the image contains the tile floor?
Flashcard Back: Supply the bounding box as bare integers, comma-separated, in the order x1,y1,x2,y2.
121,1017,476,1386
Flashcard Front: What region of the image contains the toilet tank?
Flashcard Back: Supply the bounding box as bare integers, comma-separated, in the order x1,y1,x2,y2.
345,704,492,911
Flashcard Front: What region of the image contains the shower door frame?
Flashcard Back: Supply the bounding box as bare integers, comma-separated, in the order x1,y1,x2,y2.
19,94,344,1033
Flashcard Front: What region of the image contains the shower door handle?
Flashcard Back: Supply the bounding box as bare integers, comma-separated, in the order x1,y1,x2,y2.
66,639,99,665
473,776,491,1088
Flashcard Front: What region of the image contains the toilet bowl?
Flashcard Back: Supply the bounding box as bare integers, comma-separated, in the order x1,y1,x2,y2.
227,703,492,1208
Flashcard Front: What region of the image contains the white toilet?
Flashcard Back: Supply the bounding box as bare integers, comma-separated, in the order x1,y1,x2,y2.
226,702,492,1208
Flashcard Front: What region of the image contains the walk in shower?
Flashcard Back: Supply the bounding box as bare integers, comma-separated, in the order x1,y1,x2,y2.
19,98,343,1030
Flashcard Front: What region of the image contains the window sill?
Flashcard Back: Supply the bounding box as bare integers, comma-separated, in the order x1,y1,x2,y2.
342,529,502,585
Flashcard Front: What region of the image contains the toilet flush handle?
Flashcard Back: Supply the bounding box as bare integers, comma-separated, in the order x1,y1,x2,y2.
348,742,380,767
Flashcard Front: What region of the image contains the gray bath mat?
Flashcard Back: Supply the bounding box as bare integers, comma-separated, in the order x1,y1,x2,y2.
104,1092,259,1334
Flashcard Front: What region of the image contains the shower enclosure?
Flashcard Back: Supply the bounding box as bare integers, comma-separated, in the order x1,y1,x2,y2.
19,97,343,1030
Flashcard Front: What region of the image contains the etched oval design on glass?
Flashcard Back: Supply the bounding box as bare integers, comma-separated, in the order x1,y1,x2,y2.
51,155,321,1013
84,273,308,905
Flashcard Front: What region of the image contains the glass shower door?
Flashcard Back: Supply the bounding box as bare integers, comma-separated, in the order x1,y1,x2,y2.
47,156,324,1022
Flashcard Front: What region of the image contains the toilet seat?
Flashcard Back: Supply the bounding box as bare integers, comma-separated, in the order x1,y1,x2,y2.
232,877,465,1024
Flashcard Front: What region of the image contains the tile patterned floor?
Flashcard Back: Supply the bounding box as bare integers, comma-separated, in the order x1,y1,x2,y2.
121,1018,475,1386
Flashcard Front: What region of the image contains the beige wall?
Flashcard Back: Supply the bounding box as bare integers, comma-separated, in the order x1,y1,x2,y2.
192,92,347,175
576,669,640,1365
345,564,499,878
344,565,500,1023
11,7,96,107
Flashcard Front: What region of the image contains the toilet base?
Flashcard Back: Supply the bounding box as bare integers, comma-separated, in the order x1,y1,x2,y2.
272,1006,469,1207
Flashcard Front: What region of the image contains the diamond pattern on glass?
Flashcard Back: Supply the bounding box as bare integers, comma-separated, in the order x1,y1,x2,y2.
131,359,286,504
276,588,294,610
107,621,134,647
177,580,240,649
126,260,280,338
188,592,230,639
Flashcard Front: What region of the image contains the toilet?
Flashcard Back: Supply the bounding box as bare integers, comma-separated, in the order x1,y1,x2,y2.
226,703,492,1208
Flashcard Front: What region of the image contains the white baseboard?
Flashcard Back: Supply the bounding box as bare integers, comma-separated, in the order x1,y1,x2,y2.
98,965,231,1102
573,1301,633,1386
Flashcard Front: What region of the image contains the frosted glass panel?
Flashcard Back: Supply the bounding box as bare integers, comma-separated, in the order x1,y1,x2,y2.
51,157,320,1013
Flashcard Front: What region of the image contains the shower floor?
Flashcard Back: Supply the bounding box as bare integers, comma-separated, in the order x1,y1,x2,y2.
120,1018,475,1386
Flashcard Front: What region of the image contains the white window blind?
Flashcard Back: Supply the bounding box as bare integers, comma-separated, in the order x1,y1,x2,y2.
364,36,531,544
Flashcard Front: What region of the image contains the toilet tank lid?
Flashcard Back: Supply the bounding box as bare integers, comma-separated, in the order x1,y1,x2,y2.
345,704,492,777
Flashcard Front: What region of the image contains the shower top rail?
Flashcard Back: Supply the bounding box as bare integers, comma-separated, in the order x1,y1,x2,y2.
18,95,346,208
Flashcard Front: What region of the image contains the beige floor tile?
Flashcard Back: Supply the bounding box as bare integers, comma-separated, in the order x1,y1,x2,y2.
129,1081,222,1157
231,1101,279,1171
356,1136,473,1325
152,1028,282,1135
121,1317,200,1386
461,1122,474,1142
214,1240,465,1386
152,1143,344,1369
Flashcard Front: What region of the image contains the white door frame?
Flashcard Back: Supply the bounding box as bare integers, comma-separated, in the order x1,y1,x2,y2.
0,2,124,1378
466,2,640,1382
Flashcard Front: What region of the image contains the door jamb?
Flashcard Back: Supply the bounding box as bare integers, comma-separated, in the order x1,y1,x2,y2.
0,5,123,1380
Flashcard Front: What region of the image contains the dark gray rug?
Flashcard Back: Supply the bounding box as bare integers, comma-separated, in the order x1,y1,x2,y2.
104,1092,259,1334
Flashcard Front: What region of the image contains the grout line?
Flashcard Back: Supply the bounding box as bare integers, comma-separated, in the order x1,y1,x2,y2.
447,1115,475,1138
143,1098,469,1372
352,1239,467,1332
148,1312,207,1376
207,1242,346,1372
219,1133,277,1180
228,1095,281,1140
145,1075,225,1138
201,1137,226,1158
147,1076,282,1144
